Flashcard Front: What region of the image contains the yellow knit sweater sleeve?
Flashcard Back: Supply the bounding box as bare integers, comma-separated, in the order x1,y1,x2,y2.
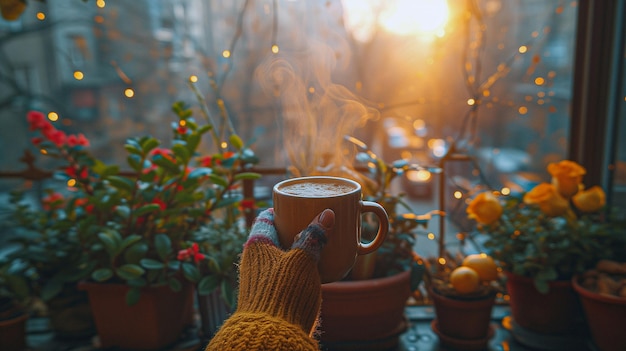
206,239,321,351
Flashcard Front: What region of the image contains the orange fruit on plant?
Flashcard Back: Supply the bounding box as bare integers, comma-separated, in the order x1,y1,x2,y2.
462,253,498,281
450,266,480,294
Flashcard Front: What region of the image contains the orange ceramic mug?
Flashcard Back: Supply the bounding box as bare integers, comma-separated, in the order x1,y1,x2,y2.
273,176,389,283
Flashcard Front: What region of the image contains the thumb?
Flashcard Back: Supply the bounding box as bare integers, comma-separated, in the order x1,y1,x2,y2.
290,208,334,260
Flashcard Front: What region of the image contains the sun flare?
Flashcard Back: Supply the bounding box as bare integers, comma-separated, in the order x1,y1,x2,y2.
342,0,449,41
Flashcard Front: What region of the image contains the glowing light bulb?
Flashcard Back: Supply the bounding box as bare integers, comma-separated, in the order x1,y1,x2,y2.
222,50,231,58
67,179,77,187
36,12,46,20
221,142,228,149
271,44,279,54
518,45,528,54
73,71,84,80
124,88,135,98
189,75,198,83
454,191,462,199
96,0,105,8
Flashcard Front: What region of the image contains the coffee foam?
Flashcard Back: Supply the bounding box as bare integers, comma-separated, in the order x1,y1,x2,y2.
279,181,355,197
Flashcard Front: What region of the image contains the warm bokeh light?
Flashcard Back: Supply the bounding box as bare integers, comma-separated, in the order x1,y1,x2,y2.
67,179,77,187
407,169,431,182
189,75,198,83
467,98,476,105
73,71,84,80
36,12,46,20
379,0,449,37
438,257,446,265
96,0,106,8
518,45,528,53
534,77,545,85
47,112,59,122
501,187,511,195
454,191,462,199
518,106,528,115
124,88,135,98
428,232,435,240
221,142,228,149
222,50,231,58
341,0,449,41
271,44,279,53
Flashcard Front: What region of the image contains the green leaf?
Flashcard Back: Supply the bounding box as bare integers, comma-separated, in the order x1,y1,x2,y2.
106,176,135,193
140,258,165,270
124,143,142,155
41,280,63,301
92,268,114,282
168,277,182,292
153,157,179,174
229,134,244,150
134,203,162,217
234,172,262,181
127,154,142,171
208,174,229,188
124,242,148,264
126,287,141,306
187,167,213,180
98,232,121,256
140,138,160,154
155,234,172,260
197,125,212,135
121,234,142,251
181,262,201,283
197,275,219,295
221,280,235,308
186,133,201,153
172,143,190,163
116,264,146,280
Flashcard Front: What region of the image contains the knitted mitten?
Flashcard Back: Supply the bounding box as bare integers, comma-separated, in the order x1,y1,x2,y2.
206,208,333,351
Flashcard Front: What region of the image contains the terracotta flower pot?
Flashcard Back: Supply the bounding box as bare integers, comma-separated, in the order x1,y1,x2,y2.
0,313,28,351
429,288,496,341
505,271,583,334
320,270,412,351
79,281,195,350
572,276,626,351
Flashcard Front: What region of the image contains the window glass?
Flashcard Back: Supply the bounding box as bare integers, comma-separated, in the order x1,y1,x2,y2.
0,0,578,257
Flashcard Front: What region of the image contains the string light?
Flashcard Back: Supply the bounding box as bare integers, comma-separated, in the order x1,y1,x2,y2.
36,12,45,21
220,142,228,149
96,0,106,8
67,179,77,187
124,88,134,98
73,71,84,80
47,112,59,122
189,75,198,83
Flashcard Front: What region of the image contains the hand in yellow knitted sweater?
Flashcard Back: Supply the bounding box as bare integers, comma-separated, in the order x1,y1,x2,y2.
206,208,334,351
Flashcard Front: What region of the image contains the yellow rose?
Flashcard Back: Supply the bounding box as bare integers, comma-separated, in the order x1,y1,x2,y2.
547,160,586,199
467,191,503,225
572,186,606,213
523,183,571,217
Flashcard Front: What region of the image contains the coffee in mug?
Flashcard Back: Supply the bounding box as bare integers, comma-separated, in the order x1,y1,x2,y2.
273,176,389,283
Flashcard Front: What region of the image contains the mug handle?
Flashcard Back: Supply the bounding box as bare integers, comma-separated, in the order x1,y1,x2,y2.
357,201,389,255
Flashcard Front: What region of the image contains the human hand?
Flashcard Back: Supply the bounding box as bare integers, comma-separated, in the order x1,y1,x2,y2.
207,208,334,351
236,208,334,333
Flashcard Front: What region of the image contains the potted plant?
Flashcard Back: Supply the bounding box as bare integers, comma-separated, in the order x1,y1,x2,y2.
572,258,626,351
426,253,500,351
467,160,624,349
0,259,31,351
318,137,433,351
5,189,97,340
6,99,260,350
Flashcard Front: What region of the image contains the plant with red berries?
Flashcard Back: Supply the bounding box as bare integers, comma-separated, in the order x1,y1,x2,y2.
6,101,260,305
